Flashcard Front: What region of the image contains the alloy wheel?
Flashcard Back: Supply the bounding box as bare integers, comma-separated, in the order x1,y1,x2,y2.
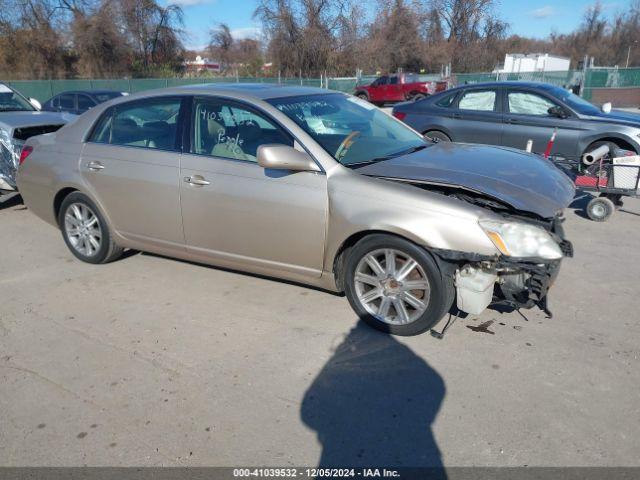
64,202,102,257
354,248,431,325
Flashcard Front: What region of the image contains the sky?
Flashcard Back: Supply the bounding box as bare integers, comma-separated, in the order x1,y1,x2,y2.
169,0,630,51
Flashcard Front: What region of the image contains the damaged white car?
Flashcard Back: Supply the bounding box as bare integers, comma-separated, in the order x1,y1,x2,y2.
0,83,71,195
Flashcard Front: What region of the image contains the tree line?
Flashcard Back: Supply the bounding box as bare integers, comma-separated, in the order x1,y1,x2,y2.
1,0,639,80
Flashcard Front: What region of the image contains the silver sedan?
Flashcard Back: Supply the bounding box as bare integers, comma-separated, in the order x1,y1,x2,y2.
17,84,574,336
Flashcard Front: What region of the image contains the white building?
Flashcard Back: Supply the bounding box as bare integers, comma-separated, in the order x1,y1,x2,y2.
494,53,571,74
184,56,221,73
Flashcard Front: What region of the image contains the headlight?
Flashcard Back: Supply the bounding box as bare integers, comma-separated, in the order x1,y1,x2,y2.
479,219,563,260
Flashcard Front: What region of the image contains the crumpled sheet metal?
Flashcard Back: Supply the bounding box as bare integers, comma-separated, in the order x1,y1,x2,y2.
0,129,18,188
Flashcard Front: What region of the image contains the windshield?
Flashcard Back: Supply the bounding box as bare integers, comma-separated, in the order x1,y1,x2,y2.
0,84,35,112
267,93,427,166
544,85,601,115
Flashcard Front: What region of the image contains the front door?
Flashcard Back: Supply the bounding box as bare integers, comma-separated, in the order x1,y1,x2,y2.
369,76,388,103
501,89,582,158
179,97,327,278
80,96,185,249
450,88,503,145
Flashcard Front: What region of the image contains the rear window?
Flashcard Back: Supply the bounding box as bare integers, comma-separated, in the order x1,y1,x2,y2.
458,90,496,111
88,97,182,151
59,94,75,110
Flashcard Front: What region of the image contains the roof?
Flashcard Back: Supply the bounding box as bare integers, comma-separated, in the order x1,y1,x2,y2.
451,81,562,89
52,89,124,95
170,83,332,100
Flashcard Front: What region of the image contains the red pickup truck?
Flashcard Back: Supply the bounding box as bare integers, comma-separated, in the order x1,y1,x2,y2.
354,73,448,105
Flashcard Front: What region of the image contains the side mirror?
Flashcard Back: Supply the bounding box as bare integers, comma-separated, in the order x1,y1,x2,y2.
29,98,42,110
601,102,612,114
548,105,567,119
257,144,321,172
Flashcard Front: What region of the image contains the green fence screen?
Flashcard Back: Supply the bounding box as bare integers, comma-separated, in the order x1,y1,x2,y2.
4,68,640,104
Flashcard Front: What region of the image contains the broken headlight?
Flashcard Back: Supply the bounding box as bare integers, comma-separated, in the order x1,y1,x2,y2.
479,219,563,260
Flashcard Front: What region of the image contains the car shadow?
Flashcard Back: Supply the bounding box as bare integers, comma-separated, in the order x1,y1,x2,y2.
0,193,23,211
300,322,446,474
568,191,593,219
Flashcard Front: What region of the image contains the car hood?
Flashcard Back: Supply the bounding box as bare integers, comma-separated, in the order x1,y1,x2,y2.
355,142,576,219
583,109,640,128
0,111,73,130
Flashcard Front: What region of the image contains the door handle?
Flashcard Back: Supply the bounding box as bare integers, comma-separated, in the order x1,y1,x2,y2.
87,161,104,171
506,118,519,124
451,113,462,119
184,175,210,186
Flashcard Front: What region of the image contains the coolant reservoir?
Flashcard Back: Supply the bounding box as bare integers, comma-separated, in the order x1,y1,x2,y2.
455,267,497,315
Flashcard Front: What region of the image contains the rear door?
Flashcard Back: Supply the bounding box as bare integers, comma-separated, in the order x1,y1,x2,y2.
502,88,581,157
449,87,503,145
80,96,186,249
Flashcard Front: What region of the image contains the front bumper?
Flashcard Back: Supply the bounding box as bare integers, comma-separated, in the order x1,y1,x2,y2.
433,234,572,315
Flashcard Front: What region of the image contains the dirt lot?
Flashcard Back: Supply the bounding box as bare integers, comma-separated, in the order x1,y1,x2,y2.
1,191,639,467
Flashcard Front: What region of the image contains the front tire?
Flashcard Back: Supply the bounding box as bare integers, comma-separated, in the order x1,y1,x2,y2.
424,130,451,143
344,234,455,336
58,192,123,264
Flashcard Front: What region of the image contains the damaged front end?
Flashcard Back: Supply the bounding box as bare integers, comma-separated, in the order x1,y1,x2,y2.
416,183,573,317
0,128,21,192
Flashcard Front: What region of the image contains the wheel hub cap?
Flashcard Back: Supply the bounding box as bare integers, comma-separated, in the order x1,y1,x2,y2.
64,202,102,257
354,248,431,326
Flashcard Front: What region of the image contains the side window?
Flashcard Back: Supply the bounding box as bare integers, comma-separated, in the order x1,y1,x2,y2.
458,90,496,112
389,76,399,85
435,92,457,108
191,98,292,162
59,94,75,110
77,95,95,112
374,76,389,86
108,97,181,150
89,108,113,143
508,91,556,116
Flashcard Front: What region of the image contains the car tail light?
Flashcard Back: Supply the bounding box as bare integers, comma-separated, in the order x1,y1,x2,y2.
19,145,33,165
393,111,407,121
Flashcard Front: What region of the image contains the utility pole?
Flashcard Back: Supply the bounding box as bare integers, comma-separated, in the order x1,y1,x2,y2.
626,41,637,68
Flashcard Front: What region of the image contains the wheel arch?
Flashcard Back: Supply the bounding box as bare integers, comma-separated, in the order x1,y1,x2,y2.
354,90,369,100
53,186,79,220
582,135,639,155
331,229,443,292
422,128,452,141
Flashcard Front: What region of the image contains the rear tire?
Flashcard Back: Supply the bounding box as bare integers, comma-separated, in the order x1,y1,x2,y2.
343,234,455,336
586,196,615,222
424,130,451,143
412,93,426,101
58,192,123,264
356,93,369,102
